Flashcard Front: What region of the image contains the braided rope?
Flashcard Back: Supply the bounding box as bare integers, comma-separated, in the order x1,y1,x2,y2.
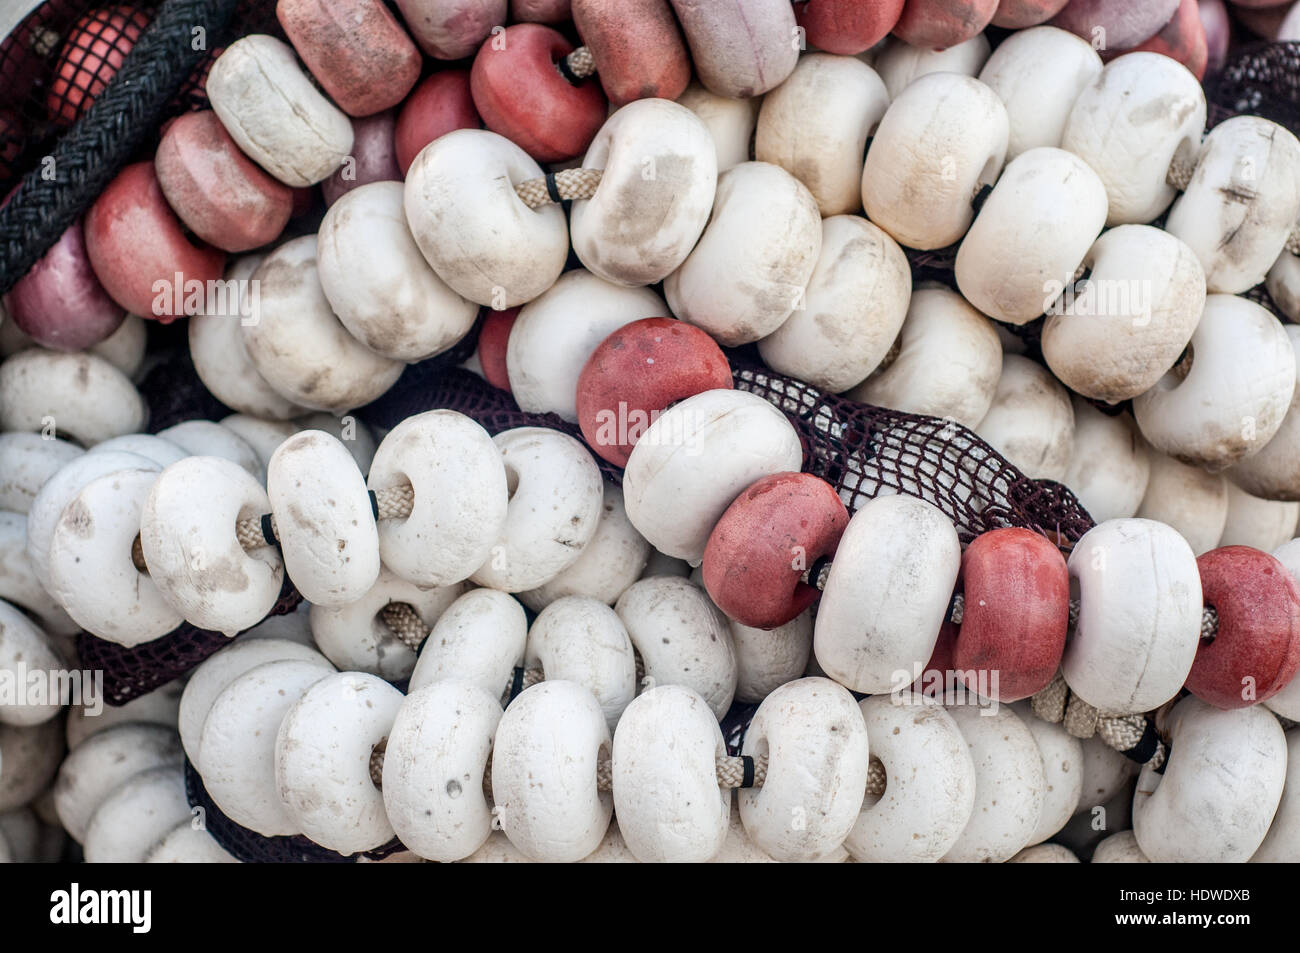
1166,156,1196,191
563,46,596,80
1030,668,1168,769
514,167,603,209
0,0,241,295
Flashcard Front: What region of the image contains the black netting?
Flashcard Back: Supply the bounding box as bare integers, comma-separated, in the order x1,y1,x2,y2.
185,759,403,863
360,338,1097,547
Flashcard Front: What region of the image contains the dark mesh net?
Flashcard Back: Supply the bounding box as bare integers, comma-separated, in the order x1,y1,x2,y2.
185,759,404,863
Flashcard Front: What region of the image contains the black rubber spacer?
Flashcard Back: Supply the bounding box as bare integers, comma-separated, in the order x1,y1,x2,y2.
971,182,994,214
1123,721,1162,766
261,512,278,547
509,666,526,702
368,489,379,521
556,54,582,86
545,171,562,203
740,755,756,789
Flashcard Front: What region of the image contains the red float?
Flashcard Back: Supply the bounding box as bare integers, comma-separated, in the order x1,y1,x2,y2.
84,161,226,321
47,7,150,126
795,0,906,54
892,0,999,50
1186,546,1300,709
478,308,519,393
154,110,293,253
394,71,482,176
277,0,421,116
702,473,850,630
576,317,733,467
951,527,1069,702
571,0,692,106
470,23,607,163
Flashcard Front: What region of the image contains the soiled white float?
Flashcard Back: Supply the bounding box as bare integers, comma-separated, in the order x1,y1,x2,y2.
519,484,650,611
611,685,729,863
1231,325,1300,501
470,428,603,591
157,420,262,482
875,34,990,100
1265,540,1300,719
615,577,737,719
1267,249,1300,322
758,215,911,394
83,764,192,864
0,720,62,813
1091,830,1150,863
275,672,403,855
506,270,667,421
1251,730,1300,862
53,723,182,843
267,430,378,607
236,599,314,647
406,129,565,307
218,415,297,472
622,389,803,565
976,26,1101,160
1064,519,1201,713
66,678,183,749
1219,482,1300,550
665,161,820,347
675,82,759,173
145,822,240,863
91,314,146,378
140,456,284,636
310,569,462,681
1041,225,1207,403
755,53,890,216
383,681,502,862
244,236,404,413
491,680,612,862
0,432,82,514
0,349,145,445
207,35,352,187
189,257,306,421
738,677,869,862
1166,116,1300,294
1009,844,1079,863
844,696,976,863
0,511,78,637
47,468,183,645
941,704,1045,863
1015,706,1084,846
974,354,1075,482
296,412,377,475
861,73,1008,251
814,494,960,694
406,588,527,700
1062,399,1151,523
730,609,812,705
848,284,1003,427
956,147,1108,326
0,600,63,726
367,410,507,587
570,99,718,287
90,434,186,468
177,637,332,765
1061,52,1206,226
318,182,476,361
26,449,158,592
198,658,334,836
526,597,637,731
1134,294,1296,469
1133,698,1286,863
1076,735,1138,813
1136,452,1228,555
